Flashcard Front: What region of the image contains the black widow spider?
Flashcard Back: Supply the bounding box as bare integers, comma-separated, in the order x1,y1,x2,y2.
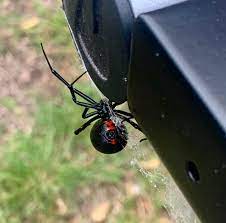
41,43,143,154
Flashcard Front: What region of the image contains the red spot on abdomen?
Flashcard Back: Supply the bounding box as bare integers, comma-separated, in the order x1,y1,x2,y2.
104,120,116,131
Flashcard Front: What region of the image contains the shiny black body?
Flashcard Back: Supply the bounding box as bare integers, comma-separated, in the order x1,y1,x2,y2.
41,43,141,153
90,119,128,154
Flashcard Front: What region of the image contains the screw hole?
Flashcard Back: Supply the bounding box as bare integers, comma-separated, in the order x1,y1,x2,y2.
186,161,200,183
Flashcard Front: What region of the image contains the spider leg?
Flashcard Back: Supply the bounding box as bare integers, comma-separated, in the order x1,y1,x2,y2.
112,102,120,109
82,107,99,119
119,116,143,133
71,71,87,86
74,115,100,135
41,43,97,108
140,138,147,143
114,110,134,119
41,43,71,88
68,71,97,105
117,115,147,142
115,112,146,142
69,70,98,105
69,87,98,108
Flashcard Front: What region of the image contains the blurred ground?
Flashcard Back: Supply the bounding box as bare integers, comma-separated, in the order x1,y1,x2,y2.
0,1,180,223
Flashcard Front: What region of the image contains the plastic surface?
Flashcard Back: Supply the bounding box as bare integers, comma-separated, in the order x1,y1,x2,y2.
128,0,226,222
62,0,133,103
128,0,188,17
62,0,188,103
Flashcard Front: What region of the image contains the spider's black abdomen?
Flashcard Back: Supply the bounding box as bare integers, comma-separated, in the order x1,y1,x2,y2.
90,119,128,154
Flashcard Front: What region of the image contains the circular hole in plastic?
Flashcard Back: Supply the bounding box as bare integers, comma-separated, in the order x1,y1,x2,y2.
186,161,200,183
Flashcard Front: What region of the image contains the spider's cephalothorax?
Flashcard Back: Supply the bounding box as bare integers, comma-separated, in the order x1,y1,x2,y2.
41,43,143,154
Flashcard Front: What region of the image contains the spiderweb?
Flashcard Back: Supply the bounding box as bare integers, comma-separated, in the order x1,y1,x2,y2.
84,74,199,222
126,126,200,223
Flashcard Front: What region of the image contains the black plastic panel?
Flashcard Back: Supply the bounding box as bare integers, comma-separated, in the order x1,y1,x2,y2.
62,0,134,103
128,0,226,222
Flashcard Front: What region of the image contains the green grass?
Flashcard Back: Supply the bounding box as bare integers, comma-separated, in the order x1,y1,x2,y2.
0,85,131,222
1,0,77,59
31,1,73,50
0,84,167,222
0,1,172,222
0,97,17,111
